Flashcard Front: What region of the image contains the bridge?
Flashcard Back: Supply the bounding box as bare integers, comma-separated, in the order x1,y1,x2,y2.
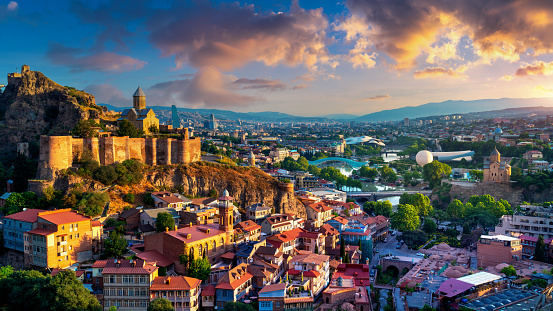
346,190,433,201
308,157,370,169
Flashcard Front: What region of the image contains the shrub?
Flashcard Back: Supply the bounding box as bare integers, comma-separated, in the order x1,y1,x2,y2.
123,193,135,204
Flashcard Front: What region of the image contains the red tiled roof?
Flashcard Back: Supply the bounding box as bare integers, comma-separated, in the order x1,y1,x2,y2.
303,270,320,277
234,220,262,232
150,276,201,290
51,269,85,277
221,252,236,259
4,209,46,222
102,259,158,275
27,228,56,236
307,202,333,213
166,223,226,243
259,283,286,293
136,250,174,267
288,269,301,275
92,260,108,268
38,209,91,225
216,263,253,290
91,220,102,227
331,216,349,225
201,284,216,296
520,235,553,244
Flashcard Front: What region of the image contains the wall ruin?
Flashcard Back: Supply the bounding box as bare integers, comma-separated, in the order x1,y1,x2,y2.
38,133,202,180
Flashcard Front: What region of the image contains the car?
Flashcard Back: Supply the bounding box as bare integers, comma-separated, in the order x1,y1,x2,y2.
396,244,401,249
369,270,376,277
416,253,425,257
390,231,396,236
375,249,380,253
384,238,388,243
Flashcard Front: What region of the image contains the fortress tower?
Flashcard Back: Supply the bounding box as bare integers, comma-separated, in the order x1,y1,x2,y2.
133,86,146,110
218,190,234,233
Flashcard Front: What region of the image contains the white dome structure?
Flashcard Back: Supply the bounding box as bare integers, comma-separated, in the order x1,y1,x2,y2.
416,150,433,166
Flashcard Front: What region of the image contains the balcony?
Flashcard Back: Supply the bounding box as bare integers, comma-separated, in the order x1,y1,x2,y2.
58,240,67,246
58,251,67,257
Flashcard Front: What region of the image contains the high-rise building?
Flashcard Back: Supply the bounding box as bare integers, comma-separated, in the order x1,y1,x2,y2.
171,105,180,129
204,114,218,130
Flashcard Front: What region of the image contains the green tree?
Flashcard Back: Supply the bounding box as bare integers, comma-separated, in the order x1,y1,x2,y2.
447,199,466,219
422,161,452,188
380,165,397,183
409,193,433,217
222,302,256,311
469,169,484,181
359,166,378,180
421,304,437,311
148,124,159,134
297,156,309,171
93,165,118,185
44,270,102,311
0,265,13,279
401,230,428,249
109,307,118,311
501,265,517,277
340,236,346,261
535,234,547,262
3,192,38,215
117,119,144,138
156,212,176,232
10,154,38,192
148,298,174,311
188,257,211,281
123,193,135,204
76,192,109,217
422,219,437,234
391,204,420,232
374,200,393,217
71,120,97,138
399,193,414,205
104,231,127,258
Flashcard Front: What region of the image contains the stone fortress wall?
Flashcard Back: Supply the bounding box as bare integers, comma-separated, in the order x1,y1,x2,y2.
38,128,201,180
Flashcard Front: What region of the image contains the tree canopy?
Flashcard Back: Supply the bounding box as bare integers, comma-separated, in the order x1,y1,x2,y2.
104,231,127,258
117,119,144,138
422,161,452,188
501,265,517,277
188,257,211,281
148,298,174,311
535,235,547,262
391,204,420,232
156,212,176,232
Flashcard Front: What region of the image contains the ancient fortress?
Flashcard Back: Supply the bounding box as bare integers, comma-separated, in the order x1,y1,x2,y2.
38,129,201,180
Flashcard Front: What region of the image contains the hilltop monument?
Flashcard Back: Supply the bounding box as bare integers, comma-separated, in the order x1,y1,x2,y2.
117,86,159,134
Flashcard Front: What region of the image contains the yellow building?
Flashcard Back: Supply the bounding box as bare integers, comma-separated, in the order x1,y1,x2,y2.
24,209,99,269
143,190,236,275
117,86,160,134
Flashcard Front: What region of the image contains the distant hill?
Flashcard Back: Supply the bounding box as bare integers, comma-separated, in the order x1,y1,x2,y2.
321,114,359,120
355,97,553,122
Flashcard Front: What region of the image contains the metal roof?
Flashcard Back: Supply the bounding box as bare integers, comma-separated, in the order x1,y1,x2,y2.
133,86,146,97
457,272,501,286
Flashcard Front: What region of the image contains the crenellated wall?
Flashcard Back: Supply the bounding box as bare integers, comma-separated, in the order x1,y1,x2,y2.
38,135,202,180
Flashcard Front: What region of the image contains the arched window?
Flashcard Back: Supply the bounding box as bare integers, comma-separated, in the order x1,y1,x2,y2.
205,242,209,255
213,241,217,251
221,238,224,248
198,244,203,257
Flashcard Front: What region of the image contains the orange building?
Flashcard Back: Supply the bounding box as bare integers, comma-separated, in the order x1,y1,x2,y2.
150,276,201,311
24,208,100,269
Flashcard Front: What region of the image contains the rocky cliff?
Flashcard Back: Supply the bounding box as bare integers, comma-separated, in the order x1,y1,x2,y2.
52,162,307,218
0,65,101,160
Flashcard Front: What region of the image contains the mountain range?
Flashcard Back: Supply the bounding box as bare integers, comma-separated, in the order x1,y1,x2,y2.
102,97,553,122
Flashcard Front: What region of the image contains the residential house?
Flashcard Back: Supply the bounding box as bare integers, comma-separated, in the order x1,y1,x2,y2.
179,206,218,226
143,193,237,274
246,203,271,224
200,284,216,310
287,250,330,297
523,150,543,165
259,283,314,311
306,202,333,228
519,235,552,260
118,208,141,231
150,191,190,210
24,209,95,269
235,240,266,265
266,227,325,255
150,276,201,311
102,259,159,311
324,200,362,216
215,263,254,308
3,208,45,252
318,224,339,250
261,213,304,235
140,207,180,229
252,246,287,283
234,220,262,242
322,264,372,309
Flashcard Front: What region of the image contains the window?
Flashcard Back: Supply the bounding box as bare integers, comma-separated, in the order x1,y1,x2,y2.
75,233,79,238
185,290,190,296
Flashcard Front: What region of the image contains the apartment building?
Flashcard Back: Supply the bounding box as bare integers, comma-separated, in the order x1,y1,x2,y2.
266,227,325,255
24,209,96,269
245,203,271,224
215,263,253,308
103,259,159,311
234,220,262,242
150,276,201,311
288,250,330,297
3,208,45,252
150,191,191,210
261,213,304,235
493,205,553,239
477,235,522,268
306,202,333,228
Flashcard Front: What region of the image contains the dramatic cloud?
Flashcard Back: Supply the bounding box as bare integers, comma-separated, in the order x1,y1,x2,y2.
147,67,261,108
535,85,553,93
334,14,377,69
414,67,465,79
233,78,288,91
500,75,514,81
147,1,333,71
515,61,553,77
84,84,129,106
46,43,146,72
361,95,390,101
7,1,17,10
345,0,553,68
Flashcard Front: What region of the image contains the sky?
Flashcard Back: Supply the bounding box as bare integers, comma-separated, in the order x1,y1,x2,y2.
1,0,553,116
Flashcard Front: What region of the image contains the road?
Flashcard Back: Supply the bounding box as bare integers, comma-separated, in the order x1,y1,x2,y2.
370,233,418,267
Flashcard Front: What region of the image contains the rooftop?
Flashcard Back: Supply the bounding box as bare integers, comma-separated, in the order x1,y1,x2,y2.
457,272,502,286
4,208,46,223
150,276,200,290
38,209,91,225
480,235,520,242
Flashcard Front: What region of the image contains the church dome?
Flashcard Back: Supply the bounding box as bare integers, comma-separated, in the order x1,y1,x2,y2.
494,127,503,134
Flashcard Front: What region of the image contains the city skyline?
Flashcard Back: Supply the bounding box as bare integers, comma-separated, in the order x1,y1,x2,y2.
1,0,553,116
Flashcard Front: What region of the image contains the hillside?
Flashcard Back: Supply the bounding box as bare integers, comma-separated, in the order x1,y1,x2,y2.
355,97,553,122
0,66,105,161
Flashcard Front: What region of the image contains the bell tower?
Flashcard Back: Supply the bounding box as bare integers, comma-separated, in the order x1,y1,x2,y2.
490,147,500,163
218,189,234,232
133,86,146,110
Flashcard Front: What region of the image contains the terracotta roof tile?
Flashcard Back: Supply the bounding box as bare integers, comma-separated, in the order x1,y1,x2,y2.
201,284,216,296
26,228,56,236
150,276,201,290
136,250,174,267
38,209,91,225
4,209,46,223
